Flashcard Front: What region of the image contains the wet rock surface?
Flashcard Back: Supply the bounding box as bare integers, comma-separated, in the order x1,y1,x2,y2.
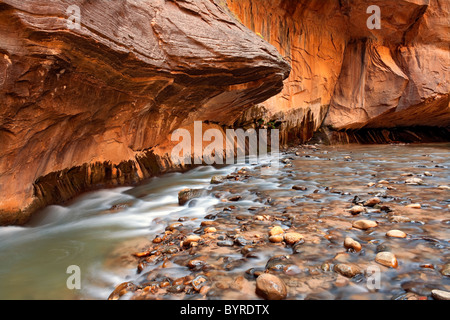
103,143,450,300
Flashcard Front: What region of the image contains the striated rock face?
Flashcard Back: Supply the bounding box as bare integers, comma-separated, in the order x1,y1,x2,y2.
0,0,290,225
227,0,449,140
227,0,348,143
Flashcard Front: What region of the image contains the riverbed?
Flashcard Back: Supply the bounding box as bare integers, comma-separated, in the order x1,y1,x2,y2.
0,143,449,300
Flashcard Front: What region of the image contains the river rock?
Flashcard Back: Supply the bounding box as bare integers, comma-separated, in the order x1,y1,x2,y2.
228,195,242,202
255,274,287,300
364,197,381,207
178,189,205,206
183,235,201,247
204,227,217,234
187,259,206,270
284,232,304,245
375,252,398,268
217,240,234,247
292,185,307,191
210,175,225,184
269,235,284,243
406,203,421,209
344,237,362,252
432,289,450,300
405,178,424,185
352,219,378,230
441,264,450,277
388,215,411,223
386,230,407,238
334,263,362,278
269,226,284,236
349,205,367,215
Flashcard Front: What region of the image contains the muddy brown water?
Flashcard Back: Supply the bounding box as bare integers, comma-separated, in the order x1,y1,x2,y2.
0,143,448,300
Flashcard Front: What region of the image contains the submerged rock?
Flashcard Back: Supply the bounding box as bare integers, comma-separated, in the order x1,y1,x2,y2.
375,252,398,268
255,274,287,300
352,220,378,230
344,237,362,252
178,189,206,206
334,263,362,278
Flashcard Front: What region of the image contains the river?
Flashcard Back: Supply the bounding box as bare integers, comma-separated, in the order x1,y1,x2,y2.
0,143,449,300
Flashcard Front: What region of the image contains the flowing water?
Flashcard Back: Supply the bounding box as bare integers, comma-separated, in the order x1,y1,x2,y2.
0,143,449,300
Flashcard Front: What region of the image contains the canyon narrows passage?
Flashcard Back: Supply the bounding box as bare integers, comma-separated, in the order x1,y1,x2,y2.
0,0,449,301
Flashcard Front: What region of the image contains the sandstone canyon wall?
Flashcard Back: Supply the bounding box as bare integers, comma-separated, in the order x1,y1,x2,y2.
227,0,450,143
0,0,289,225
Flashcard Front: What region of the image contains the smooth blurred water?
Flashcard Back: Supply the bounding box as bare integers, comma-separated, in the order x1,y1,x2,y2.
0,153,278,300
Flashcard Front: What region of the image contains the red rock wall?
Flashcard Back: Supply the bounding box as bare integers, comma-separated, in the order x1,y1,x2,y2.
0,0,290,224
227,0,449,135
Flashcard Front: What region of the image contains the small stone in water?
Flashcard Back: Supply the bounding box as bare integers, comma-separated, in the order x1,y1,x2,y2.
344,237,362,252
292,185,307,191
388,215,411,223
441,264,450,277
352,219,378,230
349,205,367,215
431,289,450,300
234,237,248,246
228,195,242,202
167,284,185,293
217,240,234,247
334,263,362,278
178,188,205,205
184,235,201,247
284,232,304,245
269,226,284,236
210,175,225,184
375,252,398,268
405,178,424,185
406,203,421,209
187,259,206,269
204,227,217,233
163,246,179,254
386,230,407,238
255,274,287,300
269,235,284,243
364,197,381,207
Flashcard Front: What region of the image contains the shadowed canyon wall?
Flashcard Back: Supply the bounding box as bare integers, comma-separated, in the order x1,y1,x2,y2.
227,0,450,142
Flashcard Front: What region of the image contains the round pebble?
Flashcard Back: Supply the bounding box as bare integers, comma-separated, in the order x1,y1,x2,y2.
255,274,287,300
269,235,284,243
349,205,367,215
334,263,362,278
375,252,398,268
269,226,284,236
364,197,381,207
284,232,304,245
183,235,201,246
352,220,378,230
344,237,362,252
432,289,450,300
386,230,407,238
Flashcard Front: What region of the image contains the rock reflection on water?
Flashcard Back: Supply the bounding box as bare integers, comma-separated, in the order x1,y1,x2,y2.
0,143,449,300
